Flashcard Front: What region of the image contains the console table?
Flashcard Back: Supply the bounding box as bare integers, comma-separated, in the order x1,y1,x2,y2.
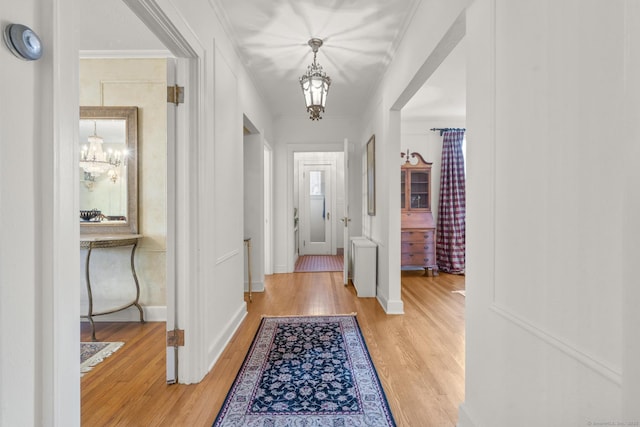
81,234,145,341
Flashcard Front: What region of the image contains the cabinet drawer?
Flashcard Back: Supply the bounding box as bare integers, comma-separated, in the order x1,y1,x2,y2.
401,253,434,266
401,242,433,254
401,229,434,242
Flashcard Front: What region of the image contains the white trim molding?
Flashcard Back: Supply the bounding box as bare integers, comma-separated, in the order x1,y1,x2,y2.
491,303,622,385
79,49,174,58
81,305,167,322
207,303,247,371
376,294,404,315
245,281,265,293
457,403,478,427
216,249,240,265
274,264,288,274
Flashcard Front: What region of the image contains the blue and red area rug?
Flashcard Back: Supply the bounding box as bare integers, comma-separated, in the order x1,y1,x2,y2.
213,315,396,426
80,341,124,376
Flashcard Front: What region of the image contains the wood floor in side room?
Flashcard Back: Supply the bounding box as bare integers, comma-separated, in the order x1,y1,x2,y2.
81,271,465,426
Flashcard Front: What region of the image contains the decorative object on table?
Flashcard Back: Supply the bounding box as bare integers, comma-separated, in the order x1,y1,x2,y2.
212,315,396,427
80,342,124,376
299,38,331,120
80,209,102,222
401,148,420,166
294,255,344,272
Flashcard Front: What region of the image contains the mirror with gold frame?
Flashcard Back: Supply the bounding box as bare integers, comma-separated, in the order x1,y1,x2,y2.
79,106,138,234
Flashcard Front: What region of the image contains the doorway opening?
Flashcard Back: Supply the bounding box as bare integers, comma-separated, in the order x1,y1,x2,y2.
243,116,271,293
293,151,345,272
79,0,200,393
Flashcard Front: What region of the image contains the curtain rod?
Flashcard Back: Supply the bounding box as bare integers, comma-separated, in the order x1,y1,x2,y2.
430,127,466,136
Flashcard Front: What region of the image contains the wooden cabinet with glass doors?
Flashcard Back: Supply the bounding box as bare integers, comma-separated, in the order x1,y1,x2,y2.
401,151,438,275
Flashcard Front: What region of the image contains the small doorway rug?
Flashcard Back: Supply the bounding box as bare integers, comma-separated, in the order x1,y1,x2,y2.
213,315,396,426
80,342,124,376
294,255,343,272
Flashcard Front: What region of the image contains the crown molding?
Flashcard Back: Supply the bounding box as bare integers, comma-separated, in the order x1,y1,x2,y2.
79,49,173,59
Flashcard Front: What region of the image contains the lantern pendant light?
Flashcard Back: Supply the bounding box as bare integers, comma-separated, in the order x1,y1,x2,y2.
299,38,331,120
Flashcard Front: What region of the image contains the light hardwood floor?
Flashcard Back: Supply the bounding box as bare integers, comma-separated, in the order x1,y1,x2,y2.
81,271,465,426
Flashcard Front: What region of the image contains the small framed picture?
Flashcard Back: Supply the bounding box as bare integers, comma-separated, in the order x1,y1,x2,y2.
367,135,375,216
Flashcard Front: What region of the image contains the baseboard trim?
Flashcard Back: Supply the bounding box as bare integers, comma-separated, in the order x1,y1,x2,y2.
491,303,622,385
376,294,404,314
207,303,248,371
457,403,477,427
80,305,166,322
274,264,288,274
245,281,265,292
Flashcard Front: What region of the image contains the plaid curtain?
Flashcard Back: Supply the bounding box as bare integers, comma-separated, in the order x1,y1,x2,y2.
436,130,466,273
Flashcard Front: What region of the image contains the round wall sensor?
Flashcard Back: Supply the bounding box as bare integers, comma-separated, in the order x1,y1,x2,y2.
3,24,43,61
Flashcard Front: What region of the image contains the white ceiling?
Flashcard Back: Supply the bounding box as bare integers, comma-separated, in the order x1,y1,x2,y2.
402,38,466,121
80,0,466,121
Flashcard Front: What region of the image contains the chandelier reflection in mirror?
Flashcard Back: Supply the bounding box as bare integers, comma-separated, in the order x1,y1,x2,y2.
299,38,331,120
79,121,128,186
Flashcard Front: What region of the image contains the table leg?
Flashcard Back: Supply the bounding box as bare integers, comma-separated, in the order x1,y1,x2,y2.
130,242,145,323
244,238,252,302
85,246,97,341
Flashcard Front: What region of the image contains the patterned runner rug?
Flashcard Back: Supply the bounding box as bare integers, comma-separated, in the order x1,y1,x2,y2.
294,255,344,272
213,315,396,426
80,342,124,376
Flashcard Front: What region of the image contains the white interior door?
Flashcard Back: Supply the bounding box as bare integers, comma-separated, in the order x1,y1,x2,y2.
300,164,332,255
165,57,182,384
342,139,350,284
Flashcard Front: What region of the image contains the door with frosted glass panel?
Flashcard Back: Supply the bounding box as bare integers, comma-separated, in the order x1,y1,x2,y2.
300,164,332,255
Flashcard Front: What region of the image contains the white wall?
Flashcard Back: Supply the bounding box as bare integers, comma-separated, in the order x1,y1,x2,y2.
461,0,638,424
1,0,80,425
623,3,640,420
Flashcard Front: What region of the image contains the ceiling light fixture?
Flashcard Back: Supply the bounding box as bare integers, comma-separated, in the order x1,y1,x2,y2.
299,38,331,121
